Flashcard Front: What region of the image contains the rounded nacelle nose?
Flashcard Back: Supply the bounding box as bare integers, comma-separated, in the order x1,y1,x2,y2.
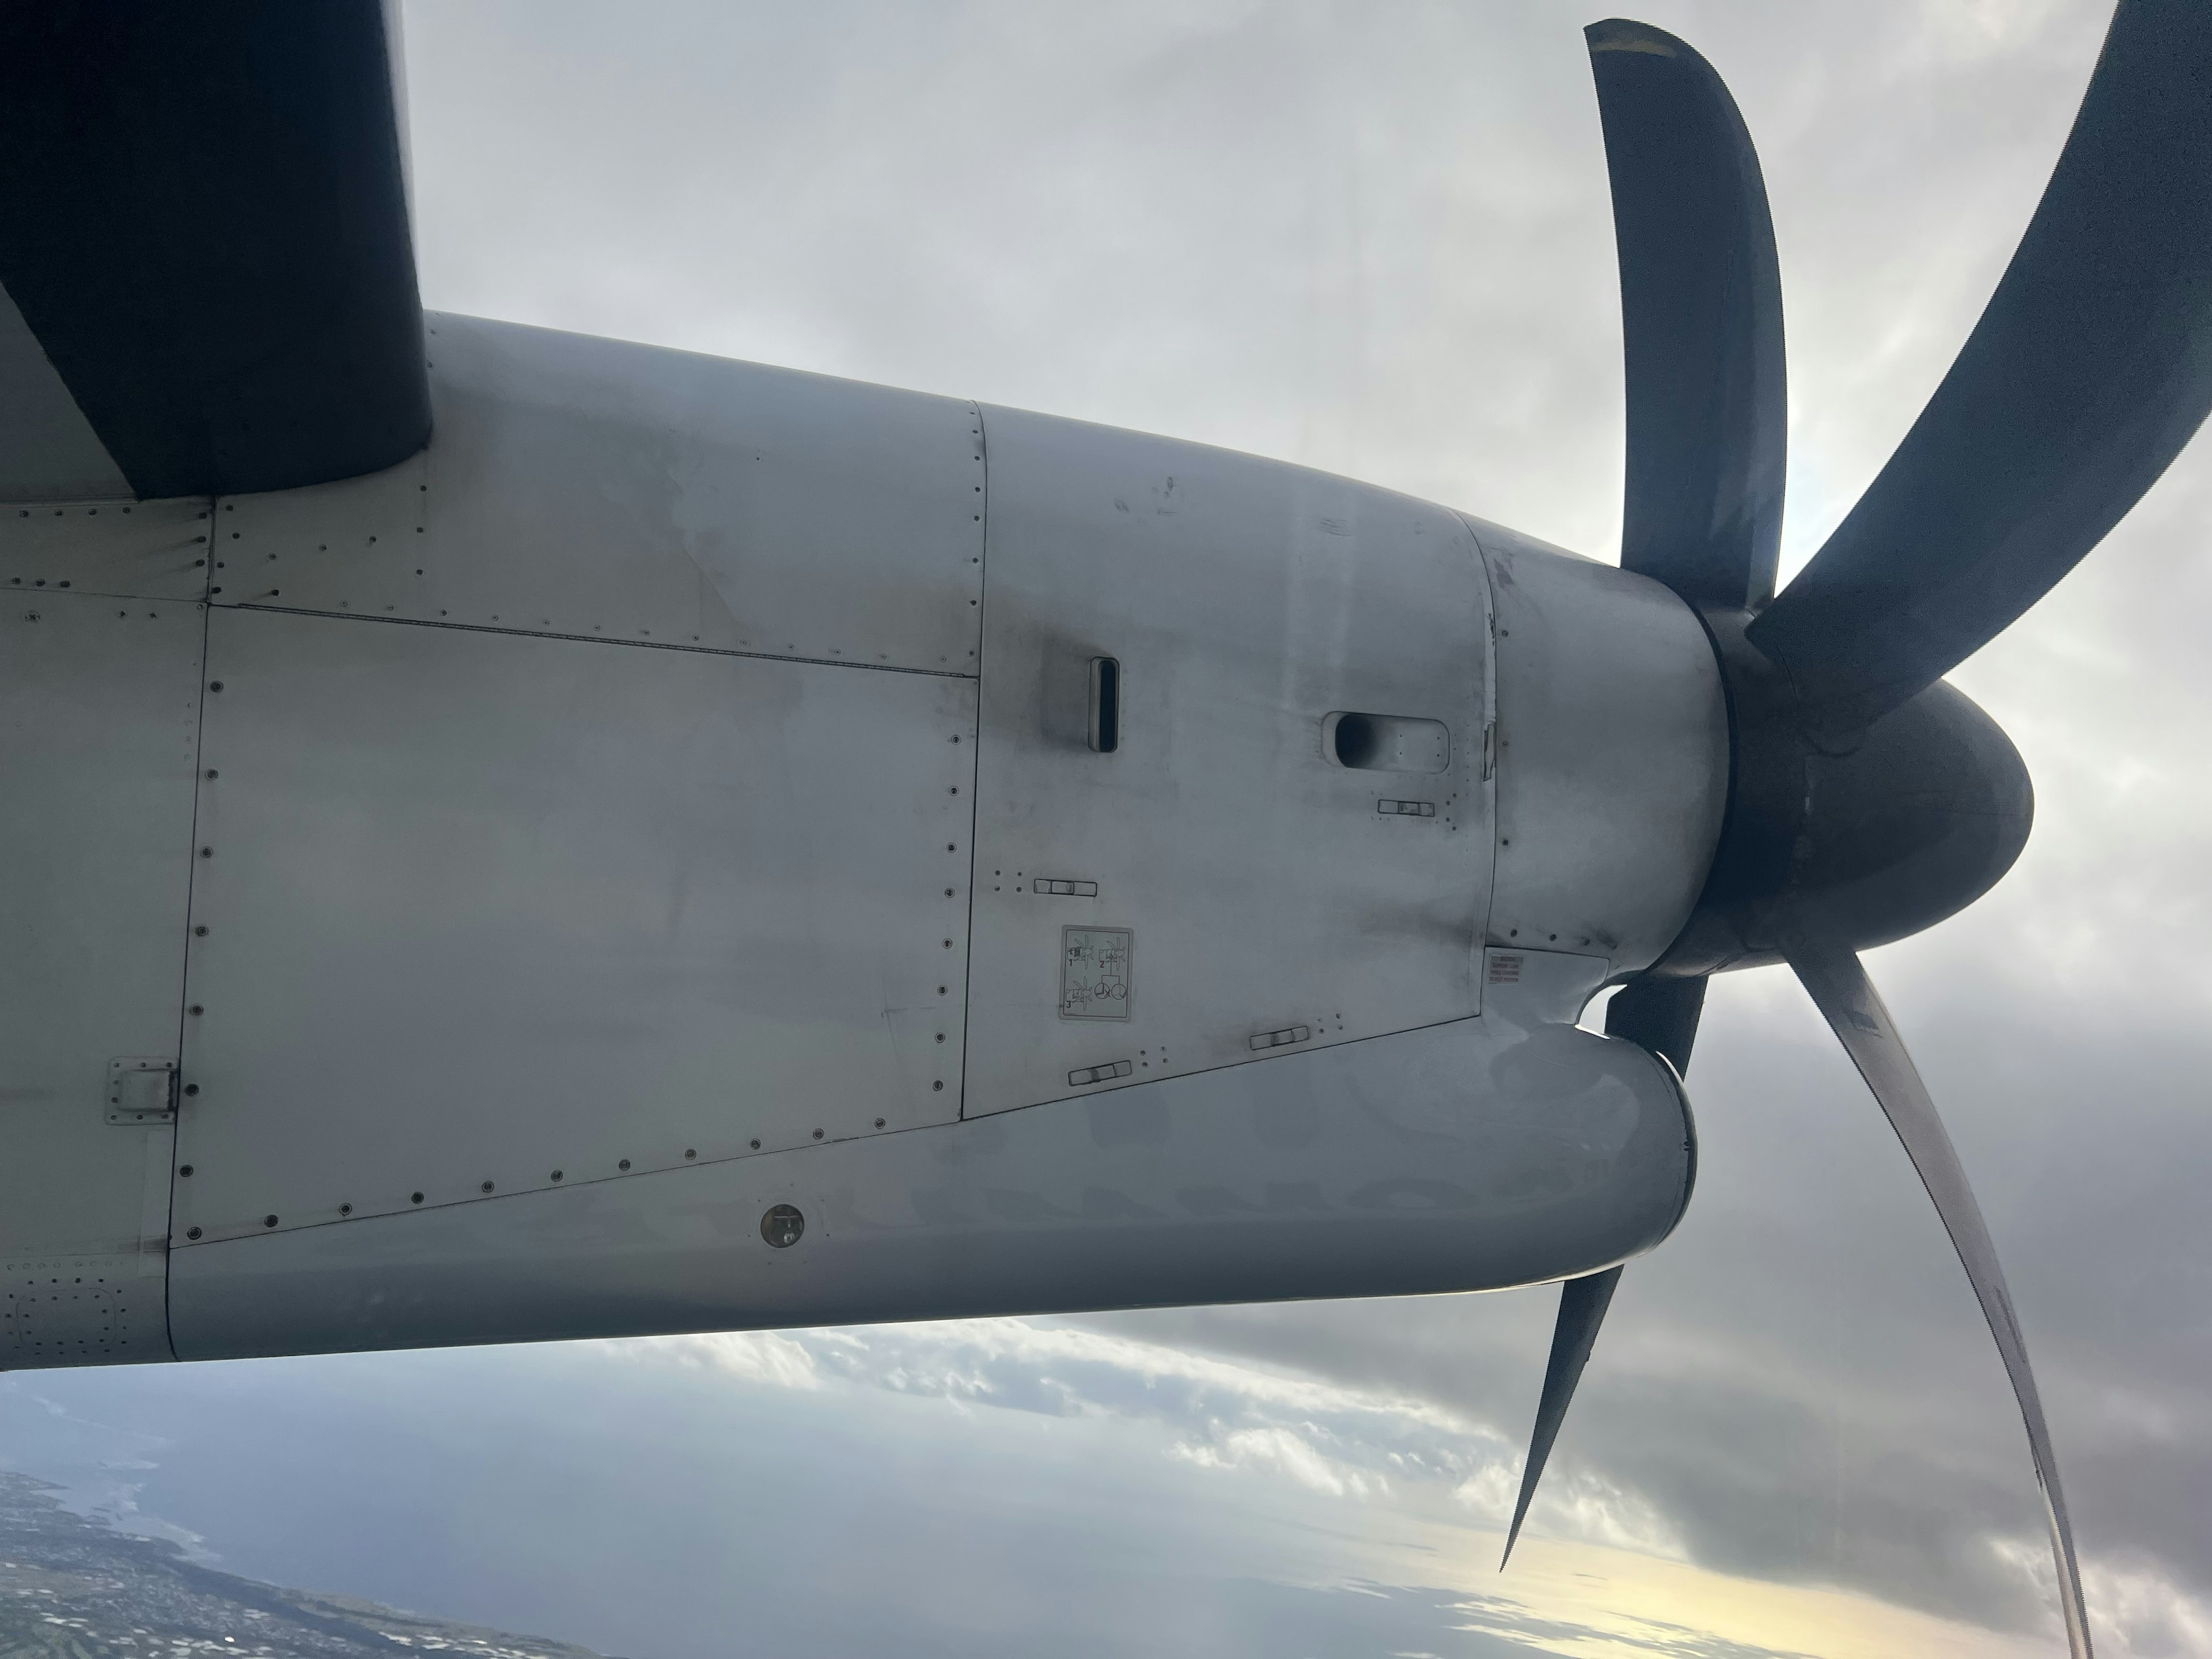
1788,679,2032,952
1660,609,2035,976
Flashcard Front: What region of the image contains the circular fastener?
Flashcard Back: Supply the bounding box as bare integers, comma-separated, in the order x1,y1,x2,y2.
685,1148,696,1160
186,1227,203,1240
811,1128,823,1140
938,986,948,995
199,847,213,858
480,1181,494,1193
760,1204,805,1248
263,1214,278,1228
188,1004,204,1016
204,769,218,780
183,1084,199,1097
550,1170,563,1181
194,925,208,937
933,1080,945,1092
179,1164,194,1177
935,1032,946,1043
618,1158,631,1171
874,1118,886,1129
339,1203,353,1216
411,1191,424,1204
209,681,223,691
749,1139,761,1150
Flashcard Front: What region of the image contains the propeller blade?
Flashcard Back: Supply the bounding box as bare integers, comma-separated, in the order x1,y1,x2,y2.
1586,19,1787,611
1500,1266,1624,1570
1749,0,2212,740
1604,975,1707,1078
1787,943,2092,1658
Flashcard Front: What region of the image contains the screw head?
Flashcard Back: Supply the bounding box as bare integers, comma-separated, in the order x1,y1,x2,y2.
185,1227,202,1240
183,1084,199,1097
179,1165,194,1176
618,1158,631,1171
933,1080,945,1092
749,1139,761,1150
411,1191,424,1204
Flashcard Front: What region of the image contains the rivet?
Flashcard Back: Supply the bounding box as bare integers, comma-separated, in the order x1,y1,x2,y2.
943,939,953,949
938,986,948,995
179,1165,194,1176
339,1203,352,1216
204,769,218,779
199,847,212,858
935,1033,946,1043
194,925,208,937
183,1084,199,1097
186,1227,202,1240
481,1181,494,1193
685,1148,696,1160
944,887,955,896
812,1129,823,1140
263,1214,278,1228
188,1004,204,1016
551,1170,563,1181
411,1191,424,1203
933,1080,945,1092
874,1118,886,1128
749,1139,760,1150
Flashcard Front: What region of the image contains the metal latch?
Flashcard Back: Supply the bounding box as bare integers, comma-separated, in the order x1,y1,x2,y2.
106,1056,177,1124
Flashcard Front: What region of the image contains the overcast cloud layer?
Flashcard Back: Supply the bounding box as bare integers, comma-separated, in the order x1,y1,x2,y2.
10,4,2211,1656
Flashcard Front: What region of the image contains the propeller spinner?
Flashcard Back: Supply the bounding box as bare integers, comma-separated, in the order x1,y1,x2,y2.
1503,9,2212,1653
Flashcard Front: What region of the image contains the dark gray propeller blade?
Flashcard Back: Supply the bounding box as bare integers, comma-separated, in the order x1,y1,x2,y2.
1787,943,2092,1659
1750,0,2212,741
1497,979,1703,1570
1500,1264,1624,1570
1588,18,1787,611
1603,975,1706,1078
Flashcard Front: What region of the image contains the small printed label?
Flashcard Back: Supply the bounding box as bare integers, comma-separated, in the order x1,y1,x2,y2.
1060,926,1132,1020
1486,953,1524,985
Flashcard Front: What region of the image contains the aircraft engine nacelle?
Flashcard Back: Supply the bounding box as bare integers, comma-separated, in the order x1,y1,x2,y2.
2,317,1725,1367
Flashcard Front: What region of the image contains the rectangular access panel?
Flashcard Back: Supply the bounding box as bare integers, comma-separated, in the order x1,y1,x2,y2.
174,610,975,1245
1,588,203,1366
964,408,1493,1116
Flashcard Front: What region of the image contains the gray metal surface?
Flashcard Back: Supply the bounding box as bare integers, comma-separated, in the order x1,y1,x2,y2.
1474,518,1728,973
2,496,213,603
168,1002,1694,1361
964,406,1494,1116
0,591,199,1368
1789,941,2092,1659
0,281,131,503
211,315,985,675
173,607,976,1246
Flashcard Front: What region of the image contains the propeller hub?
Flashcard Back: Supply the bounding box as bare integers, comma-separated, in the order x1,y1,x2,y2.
1653,609,2033,976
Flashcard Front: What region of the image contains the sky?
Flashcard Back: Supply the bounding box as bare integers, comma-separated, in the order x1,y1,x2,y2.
9,3,2212,1656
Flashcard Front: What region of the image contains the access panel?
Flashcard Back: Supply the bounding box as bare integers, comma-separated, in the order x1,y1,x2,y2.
174,610,975,1245
964,408,1493,1117
0,590,201,1366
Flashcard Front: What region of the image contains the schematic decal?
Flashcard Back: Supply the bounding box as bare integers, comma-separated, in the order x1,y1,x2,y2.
1059,927,1132,1020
